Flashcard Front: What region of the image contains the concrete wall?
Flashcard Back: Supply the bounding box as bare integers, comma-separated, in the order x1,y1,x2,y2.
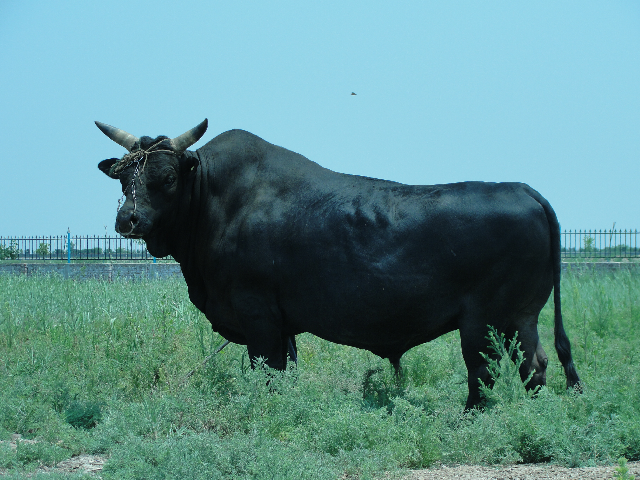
0,263,183,281
560,262,640,273
0,261,638,281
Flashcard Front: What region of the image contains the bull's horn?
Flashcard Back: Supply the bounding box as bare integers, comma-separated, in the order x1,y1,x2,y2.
95,121,139,152
170,119,208,153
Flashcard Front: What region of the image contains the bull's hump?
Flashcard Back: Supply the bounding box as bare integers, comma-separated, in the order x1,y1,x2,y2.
203,129,279,154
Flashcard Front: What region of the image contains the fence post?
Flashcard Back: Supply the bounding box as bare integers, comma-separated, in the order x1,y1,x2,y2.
67,229,71,264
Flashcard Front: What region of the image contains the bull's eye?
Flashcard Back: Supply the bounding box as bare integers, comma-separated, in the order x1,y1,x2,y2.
164,175,176,187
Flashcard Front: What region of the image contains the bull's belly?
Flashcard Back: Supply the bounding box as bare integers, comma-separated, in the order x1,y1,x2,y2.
281,290,462,357
307,317,459,359
279,262,552,358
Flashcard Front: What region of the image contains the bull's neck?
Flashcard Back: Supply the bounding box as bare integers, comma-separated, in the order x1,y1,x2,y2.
167,149,215,266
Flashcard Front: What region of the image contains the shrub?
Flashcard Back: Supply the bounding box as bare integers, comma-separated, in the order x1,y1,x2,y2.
64,401,103,430
35,243,49,257
0,241,19,260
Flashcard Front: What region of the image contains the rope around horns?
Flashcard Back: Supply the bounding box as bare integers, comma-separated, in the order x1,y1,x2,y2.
109,140,174,177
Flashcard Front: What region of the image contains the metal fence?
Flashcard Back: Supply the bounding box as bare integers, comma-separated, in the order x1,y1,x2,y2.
0,234,173,262
561,229,639,259
1,229,638,262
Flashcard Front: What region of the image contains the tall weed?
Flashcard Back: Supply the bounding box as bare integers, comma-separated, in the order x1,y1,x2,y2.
479,327,536,408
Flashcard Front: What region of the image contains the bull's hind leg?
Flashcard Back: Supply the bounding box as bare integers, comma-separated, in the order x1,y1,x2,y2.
459,322,495,410
506,315,548,393
460,310,551,410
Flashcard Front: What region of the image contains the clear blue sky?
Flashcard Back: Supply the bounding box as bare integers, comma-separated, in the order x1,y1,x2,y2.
1,1,638,237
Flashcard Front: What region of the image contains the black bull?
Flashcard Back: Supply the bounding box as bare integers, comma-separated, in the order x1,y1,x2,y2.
96,118,580,409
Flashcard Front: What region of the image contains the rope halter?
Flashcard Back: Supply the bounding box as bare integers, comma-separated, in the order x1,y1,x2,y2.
112,141,177,227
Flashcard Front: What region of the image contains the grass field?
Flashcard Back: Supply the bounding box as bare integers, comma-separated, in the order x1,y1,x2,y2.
0,271,639,479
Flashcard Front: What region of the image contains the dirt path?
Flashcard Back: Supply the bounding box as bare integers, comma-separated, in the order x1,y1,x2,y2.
9,457,640,479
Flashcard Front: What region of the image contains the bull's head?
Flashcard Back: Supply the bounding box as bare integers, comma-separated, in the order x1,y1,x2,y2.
97,119,208,252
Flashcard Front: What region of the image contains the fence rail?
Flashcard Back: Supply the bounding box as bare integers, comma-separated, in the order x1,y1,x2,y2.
1,230,639,262
0,234,174,262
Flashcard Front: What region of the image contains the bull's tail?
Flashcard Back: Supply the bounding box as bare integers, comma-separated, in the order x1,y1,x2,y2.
529,188,581,390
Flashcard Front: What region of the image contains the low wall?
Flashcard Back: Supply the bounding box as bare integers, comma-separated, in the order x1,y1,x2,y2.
0,263,183,281
0,262,638,281
561,262,640,273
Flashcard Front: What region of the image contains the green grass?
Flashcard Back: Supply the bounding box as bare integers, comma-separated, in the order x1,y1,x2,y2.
0,271,639,478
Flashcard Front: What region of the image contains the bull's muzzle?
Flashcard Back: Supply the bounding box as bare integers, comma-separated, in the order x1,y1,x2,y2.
115,211,140,238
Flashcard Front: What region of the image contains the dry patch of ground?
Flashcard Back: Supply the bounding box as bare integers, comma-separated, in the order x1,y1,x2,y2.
402,461,640,480
0,434,106,477
45,454,107,476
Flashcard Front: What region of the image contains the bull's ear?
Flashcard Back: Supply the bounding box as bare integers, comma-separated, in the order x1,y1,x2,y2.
98,158,119,179
181,155,199,176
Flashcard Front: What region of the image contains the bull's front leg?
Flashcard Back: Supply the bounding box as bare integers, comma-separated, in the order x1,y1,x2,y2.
232,292,290,370
287,335,298,364
246,332,295,370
